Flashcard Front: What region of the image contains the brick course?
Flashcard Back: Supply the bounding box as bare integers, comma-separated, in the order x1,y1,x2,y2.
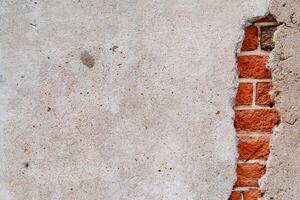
238,136,270,160
235,163,266,187
244,190,262,200
229,191,241,200
237,56,271,79
241,26,258,51
256,82,272,106
230,16,279,200
234,109,279,132
235,83,253,105
254,15,276,23
261,26,277,51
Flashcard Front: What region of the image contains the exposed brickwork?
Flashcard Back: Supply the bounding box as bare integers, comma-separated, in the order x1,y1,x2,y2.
255,15,276,23
261,26,277,51
237,56,271,79
256,82,272,106
244,190,263,200
235,109,279,132
230,17,279,200
229,191,241,200
238,136,270,160
235,83,253,105
241,26,259,51
236,163,266,187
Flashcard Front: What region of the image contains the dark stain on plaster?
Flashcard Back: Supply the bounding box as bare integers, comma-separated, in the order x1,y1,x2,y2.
80,51,95,68
24,162,29,168
110,45,119,52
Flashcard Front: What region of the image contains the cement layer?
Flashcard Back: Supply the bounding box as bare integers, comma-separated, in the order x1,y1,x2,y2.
261,0,300,199
0,1,267,199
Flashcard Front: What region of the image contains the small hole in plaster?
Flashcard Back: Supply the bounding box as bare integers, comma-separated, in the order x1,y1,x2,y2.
24,162,29,168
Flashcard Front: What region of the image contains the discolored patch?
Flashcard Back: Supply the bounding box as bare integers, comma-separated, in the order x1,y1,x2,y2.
80,51,95,68
110,45,119,52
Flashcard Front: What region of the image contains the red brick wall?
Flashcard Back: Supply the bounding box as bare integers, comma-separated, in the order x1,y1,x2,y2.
229,15,279,200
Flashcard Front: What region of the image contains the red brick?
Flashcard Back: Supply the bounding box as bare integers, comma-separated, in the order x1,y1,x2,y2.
235,83,253,106
241,26,258,51
237,56,271,79
261,26,277,51
238,136,270,160
244,190,262,200
256,82,272,106
234,109,279,132
235,163,266,187
255,15,276,23
229,191,241,200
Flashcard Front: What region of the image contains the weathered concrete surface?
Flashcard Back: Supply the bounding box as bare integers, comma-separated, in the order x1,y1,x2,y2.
0,1,267,199
261,0,300,199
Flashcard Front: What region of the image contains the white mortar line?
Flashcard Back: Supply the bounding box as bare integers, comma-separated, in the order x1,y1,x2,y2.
237,50,269,56
255,22,278,27
235,105,272,110
238,160,267,165
257,24,262,52
233,186,259,192
237,133,271,138
252,82,256,106
239,78,272,83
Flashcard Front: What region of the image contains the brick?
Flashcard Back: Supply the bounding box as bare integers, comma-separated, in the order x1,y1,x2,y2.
238,136,270,160
229,191,241,200
235,163,266,187
237,56,271,79
241,26,258,51
234,109,280,132
244,190,262,200
256,82,272,106
255,15,276,23
235,83,253,105
261,26,277,51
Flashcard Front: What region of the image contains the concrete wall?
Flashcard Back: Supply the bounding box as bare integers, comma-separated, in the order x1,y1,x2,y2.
0,1,269,199
261,0,300,199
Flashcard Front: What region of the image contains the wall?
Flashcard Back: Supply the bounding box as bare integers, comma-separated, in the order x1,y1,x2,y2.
0,1,272,200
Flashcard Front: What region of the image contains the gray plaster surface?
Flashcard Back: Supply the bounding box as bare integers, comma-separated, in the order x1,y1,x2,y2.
0,1,267,199
261,1,300,199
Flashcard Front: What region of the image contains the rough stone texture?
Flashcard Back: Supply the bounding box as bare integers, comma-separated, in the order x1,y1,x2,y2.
260,26,277,51
0,1,269,199
261,0,300,199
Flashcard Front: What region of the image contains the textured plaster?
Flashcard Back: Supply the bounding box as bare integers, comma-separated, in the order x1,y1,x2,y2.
0,1,267,199
261,0,300,199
